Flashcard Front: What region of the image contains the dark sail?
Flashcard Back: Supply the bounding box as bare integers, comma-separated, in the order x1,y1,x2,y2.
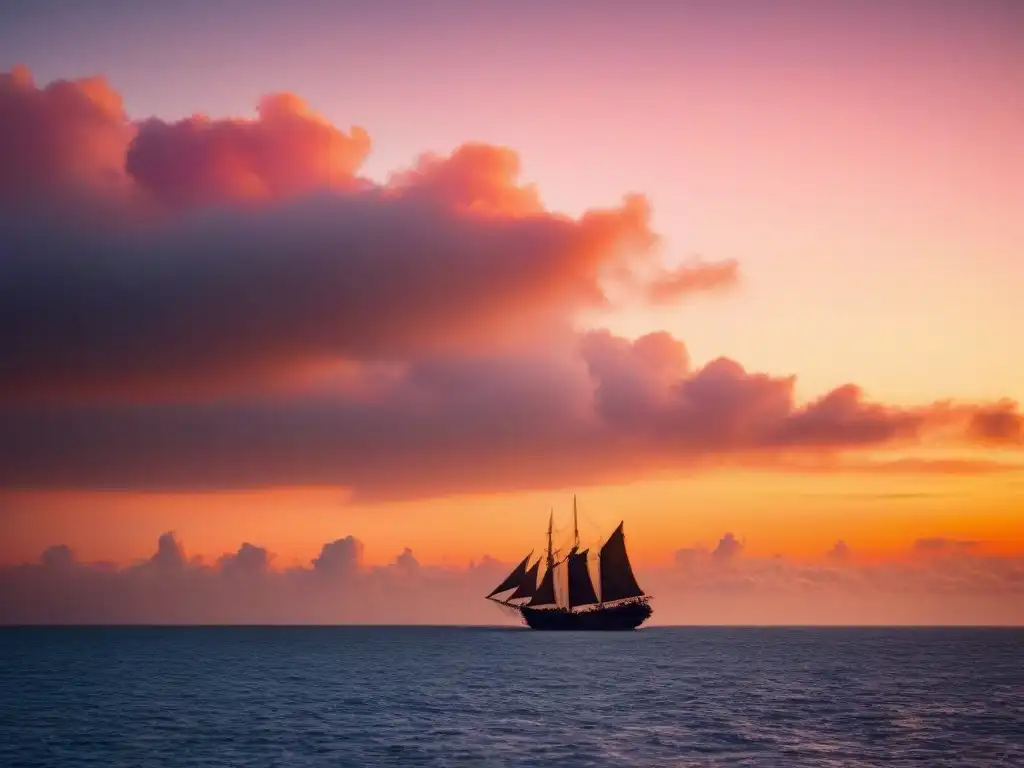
567,549,598,609
483,500,653,630
528,565,557,607
508,560,539,600
599,523,645,603
486,554,531,598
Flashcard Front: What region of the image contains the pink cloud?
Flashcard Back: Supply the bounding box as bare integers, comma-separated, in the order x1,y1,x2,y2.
0,68,1020,500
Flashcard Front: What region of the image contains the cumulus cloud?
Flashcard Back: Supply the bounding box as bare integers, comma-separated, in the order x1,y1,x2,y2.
0,535,514,625
827,540,851,562
967,401,1023,445
0,67,1020,499
150,531,186,571
40,544,75,570
711,532,744,562
0,68,711,401
2,533,1021,626
312,536,364,578
673,534,746,570
127,93,371,208
394,547,420,574
661,534,1024,624
218,542,271,577
0,67,131,203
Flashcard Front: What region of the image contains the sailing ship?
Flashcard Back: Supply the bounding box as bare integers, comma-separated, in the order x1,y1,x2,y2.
485,497,653,631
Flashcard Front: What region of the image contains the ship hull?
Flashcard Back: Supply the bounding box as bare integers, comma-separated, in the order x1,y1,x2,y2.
519,599,652,631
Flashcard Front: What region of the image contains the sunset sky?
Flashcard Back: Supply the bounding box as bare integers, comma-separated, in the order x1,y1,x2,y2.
1,0,1021,623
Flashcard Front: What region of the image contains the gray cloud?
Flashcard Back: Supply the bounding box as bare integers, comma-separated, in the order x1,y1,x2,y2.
4,330,1014,499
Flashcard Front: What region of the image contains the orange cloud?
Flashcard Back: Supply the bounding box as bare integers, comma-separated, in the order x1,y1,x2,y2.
967,401,1023,446
0,68,725,401
644,258,739,304
386,143,544,217
127,93,371,207
0,67,131,204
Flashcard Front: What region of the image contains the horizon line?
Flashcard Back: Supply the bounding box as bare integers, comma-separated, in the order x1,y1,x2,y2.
3,623,1022,630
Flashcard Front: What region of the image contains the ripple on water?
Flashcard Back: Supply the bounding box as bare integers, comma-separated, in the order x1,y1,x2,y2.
1,627,1022,767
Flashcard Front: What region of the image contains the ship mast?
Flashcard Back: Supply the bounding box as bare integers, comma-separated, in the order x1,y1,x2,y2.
547,508,554,570
573,494,579,550
548,507,559,608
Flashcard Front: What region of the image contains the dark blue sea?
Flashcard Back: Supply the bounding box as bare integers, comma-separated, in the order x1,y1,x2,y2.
2,627,1022,767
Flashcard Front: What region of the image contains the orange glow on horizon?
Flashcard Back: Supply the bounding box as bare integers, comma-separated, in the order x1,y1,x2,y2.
4,466,1021,570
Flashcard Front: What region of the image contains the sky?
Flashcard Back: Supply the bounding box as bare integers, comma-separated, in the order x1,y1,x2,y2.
0,0,1022,624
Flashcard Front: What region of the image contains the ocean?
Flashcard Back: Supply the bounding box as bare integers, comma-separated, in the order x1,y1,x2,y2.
1,627,1021,767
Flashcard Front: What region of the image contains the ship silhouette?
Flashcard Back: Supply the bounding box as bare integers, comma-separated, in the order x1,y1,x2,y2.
485,497,653,630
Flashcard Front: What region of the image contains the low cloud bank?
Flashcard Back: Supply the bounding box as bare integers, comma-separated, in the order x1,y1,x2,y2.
2,533,1021,626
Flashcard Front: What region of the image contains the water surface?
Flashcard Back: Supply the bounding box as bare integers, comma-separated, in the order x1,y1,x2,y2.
2,627,1022,766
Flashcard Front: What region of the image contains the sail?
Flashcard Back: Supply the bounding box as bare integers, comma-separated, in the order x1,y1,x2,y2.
508,560,540,600
599,523,645,602
528,565,557,607
486,554,531,598
567,549,599,609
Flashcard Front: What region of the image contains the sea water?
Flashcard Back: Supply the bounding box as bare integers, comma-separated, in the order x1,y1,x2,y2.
2,626,1022,766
